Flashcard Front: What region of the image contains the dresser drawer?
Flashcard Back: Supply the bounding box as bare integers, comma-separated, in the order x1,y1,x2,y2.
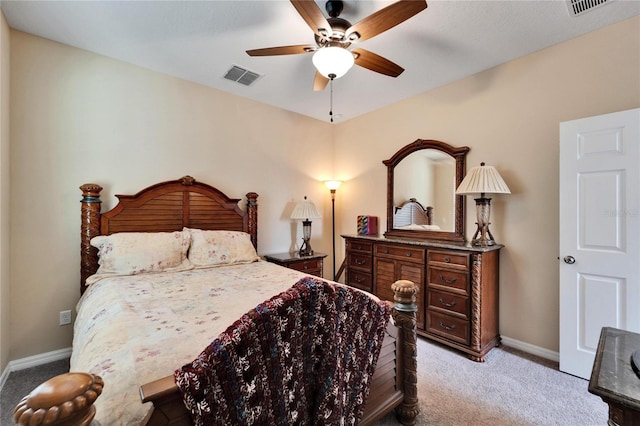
428,289,469,318
428,250,470,270
288,259,322,275
426,311,470,345
346,239,373,253
348,252,373,271
347,271,372,293
375,244,425,264
428,267,469,294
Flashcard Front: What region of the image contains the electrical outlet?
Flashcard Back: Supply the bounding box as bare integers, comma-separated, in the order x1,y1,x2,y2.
59,310,72,325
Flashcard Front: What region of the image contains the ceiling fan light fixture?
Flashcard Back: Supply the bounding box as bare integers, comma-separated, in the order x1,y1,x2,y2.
312,46,354,79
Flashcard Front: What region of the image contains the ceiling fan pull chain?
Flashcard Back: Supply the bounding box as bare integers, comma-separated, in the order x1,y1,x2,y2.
329,73,335,123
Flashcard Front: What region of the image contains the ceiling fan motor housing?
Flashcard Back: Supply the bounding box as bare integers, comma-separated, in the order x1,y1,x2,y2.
315,17,354,47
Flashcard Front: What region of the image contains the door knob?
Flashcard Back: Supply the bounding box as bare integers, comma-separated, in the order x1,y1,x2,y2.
563,256,576,264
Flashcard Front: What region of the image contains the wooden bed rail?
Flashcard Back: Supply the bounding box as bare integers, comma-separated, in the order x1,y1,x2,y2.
139,279,420,426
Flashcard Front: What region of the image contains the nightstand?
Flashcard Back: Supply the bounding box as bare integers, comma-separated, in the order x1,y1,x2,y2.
263,252,327,278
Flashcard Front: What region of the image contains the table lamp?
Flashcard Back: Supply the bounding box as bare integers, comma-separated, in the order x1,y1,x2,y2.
291,196,321,256
455,162,510,246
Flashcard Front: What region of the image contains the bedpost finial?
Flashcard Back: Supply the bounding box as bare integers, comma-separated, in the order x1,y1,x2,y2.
246,192,258,205
14,372,103,426
80,184,103,200
392,280,419,313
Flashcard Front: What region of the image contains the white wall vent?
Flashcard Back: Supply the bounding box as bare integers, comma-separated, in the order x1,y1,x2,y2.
223,65,261,86
566,0,612,16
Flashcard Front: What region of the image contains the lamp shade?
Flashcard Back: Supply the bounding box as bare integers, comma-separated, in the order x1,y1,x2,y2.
290,196,321,220
456,162,511,195
324,180,343,191
312,47,355,79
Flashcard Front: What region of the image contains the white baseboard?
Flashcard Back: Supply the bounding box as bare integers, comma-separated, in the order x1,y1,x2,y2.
0,347,71,391
501,335,559,362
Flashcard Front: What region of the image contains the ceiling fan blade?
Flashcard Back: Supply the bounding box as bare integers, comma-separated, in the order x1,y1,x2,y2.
352,48,404,77
313,72,330,91
346,0,427,43
246,45,315,56
291,0,332,38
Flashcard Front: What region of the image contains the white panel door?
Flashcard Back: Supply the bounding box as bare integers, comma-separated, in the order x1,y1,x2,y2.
559,108,640,379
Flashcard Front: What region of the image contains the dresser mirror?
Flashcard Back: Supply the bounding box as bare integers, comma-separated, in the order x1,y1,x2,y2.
383,139,470,242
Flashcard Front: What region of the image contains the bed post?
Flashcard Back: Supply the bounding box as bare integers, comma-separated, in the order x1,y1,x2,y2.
392,279,419,425
80,183,103,294
246,192,258,250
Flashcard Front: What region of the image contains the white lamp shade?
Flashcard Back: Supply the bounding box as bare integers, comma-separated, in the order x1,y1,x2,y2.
290,196,322,220
324,180,343,191
456,163,511,195
312,47,355,79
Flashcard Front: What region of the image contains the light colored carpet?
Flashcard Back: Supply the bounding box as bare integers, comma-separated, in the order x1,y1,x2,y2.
375,338,608,425
1,338,608,425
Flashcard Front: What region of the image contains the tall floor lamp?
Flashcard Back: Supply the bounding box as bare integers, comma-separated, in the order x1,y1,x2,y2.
324,180,343,280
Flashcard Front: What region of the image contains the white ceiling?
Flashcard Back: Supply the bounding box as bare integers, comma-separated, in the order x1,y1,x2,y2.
2,0,639,123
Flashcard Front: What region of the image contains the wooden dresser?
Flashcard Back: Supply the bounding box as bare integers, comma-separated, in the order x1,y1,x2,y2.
344,234,502,362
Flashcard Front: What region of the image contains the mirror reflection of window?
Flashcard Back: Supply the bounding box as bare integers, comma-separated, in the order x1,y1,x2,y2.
394,149,455,232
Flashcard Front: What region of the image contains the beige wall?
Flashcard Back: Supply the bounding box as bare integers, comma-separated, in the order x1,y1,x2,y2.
0,10,10,372
8,31,334,359
4,16,639,363
334,16,640,352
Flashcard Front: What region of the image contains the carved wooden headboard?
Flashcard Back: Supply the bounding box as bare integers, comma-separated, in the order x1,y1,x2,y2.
79,176,258,293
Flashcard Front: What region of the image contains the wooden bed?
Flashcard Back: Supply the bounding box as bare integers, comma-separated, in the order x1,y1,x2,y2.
16,176,419,426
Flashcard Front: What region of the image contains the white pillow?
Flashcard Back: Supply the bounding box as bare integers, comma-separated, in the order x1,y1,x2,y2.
185,228,259,268
89,230,192,279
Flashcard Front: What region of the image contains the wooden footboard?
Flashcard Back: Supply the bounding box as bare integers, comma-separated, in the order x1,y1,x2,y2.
140,280,419,426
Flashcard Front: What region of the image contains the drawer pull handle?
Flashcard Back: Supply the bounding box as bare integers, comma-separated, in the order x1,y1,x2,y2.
355,259,365,265
406,251,412,257
357,245,362,250
444,257,451,263
439,274,457,284
439,298,456,308
439,321,456,331
303,265,308,270
355,276,364,283
383,248,389,254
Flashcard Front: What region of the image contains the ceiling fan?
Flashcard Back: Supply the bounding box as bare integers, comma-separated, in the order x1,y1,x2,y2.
246,0,428,91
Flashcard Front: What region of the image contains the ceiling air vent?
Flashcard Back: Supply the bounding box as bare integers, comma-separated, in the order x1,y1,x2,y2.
223,65,261,86
566,0,612,16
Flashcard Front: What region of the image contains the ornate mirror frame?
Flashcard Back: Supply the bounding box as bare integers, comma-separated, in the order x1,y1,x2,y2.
383,139,470,242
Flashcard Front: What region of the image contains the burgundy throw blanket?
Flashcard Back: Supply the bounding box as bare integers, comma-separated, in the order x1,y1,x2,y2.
175,277,391,426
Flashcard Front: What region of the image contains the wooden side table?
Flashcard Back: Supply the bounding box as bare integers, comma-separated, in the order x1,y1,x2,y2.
589,327,640,425
263,252,327,278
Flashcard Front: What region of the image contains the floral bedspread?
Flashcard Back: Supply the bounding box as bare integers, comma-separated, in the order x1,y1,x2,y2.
71,260,315,425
